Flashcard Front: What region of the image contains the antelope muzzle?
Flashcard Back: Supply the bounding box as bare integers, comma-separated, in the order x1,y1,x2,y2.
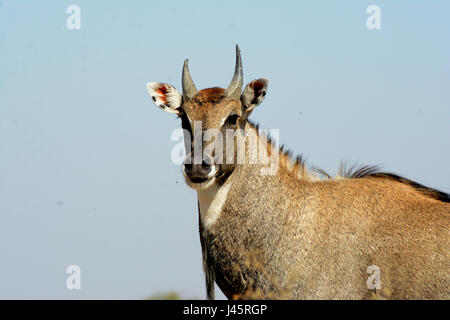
183,153,216,184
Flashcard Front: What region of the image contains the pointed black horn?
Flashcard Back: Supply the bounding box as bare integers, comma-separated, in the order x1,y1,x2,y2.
182,59,198,100
225,44,243,99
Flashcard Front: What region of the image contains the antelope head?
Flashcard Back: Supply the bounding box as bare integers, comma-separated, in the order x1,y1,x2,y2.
147,45,268,190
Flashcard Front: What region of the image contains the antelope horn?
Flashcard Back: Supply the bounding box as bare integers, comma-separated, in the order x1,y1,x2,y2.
182,59,198,100
225,44,243,100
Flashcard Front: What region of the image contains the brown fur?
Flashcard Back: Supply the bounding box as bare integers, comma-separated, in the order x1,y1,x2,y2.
191,87,226,104
207,123,449,299
195,113,449,300
150,74,449,300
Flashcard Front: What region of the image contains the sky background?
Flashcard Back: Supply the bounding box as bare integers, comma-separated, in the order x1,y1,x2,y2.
0,0,449,299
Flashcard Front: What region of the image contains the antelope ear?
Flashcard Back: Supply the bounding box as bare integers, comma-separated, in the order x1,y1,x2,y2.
241,78,269,112
146,82,182,114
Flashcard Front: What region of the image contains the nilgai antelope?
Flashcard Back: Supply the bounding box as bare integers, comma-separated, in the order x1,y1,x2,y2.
146,45,450,299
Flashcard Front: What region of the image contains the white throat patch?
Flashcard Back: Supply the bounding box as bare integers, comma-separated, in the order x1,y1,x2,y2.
197,179,232,228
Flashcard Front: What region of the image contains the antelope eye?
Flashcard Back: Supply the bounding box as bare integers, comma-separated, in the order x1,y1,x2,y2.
225,114,239,125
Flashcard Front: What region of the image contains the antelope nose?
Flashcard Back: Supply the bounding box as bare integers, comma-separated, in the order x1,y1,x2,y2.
183,154,214,183
184,161,212,177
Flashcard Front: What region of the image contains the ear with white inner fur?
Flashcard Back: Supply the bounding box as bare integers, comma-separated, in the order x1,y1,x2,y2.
146,82,182,114
241,78,269,113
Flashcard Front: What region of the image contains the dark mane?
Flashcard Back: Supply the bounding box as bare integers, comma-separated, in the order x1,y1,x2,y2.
338,163,383,178
341,163,450,203
365,172,450,203
246,120,449,203
247,119,307,172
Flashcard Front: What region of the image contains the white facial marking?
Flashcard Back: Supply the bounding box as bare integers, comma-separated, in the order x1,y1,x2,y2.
186,113,193,126
207,165,217,178
219,115,228,126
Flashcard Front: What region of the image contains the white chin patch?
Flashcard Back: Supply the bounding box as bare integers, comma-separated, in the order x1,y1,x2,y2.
186,177,216,190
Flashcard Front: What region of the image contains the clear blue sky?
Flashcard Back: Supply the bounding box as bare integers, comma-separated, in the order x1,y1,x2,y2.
0,0,449,299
